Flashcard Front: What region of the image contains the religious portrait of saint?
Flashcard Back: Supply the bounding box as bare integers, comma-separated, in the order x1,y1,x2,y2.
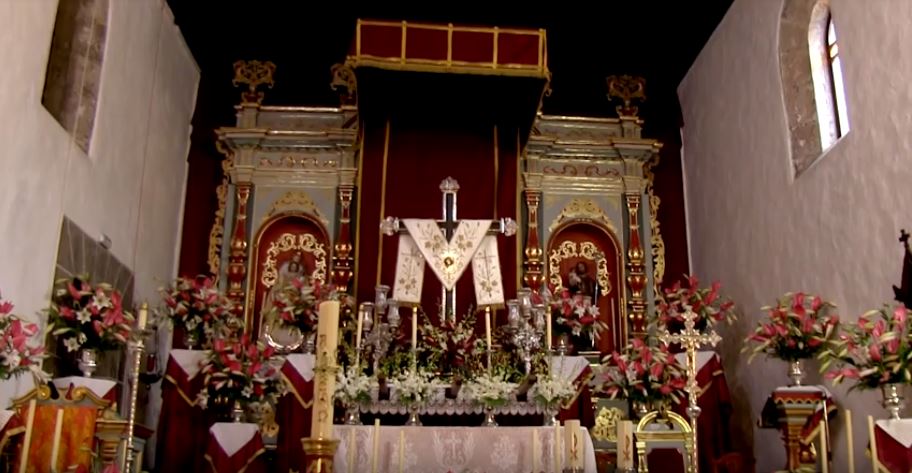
567,260,597,299
260,251,309,337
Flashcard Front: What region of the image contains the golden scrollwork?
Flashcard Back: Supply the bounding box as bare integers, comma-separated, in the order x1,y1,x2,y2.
548,240,611,293
592,406,626,442
330,63,357,105
643,154,665,296
261,233,327,287
262,191,330,228
208,144,233,277
548,198,619,236
606,75,646,118
232,60,276,104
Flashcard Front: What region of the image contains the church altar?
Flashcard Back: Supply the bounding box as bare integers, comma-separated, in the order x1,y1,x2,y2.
333,425,597,473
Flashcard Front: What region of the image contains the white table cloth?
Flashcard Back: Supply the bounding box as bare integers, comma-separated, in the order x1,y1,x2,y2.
170,348,208,380
53,376,117,399
333,425,597,473
284,353,315,382
550,355,590,383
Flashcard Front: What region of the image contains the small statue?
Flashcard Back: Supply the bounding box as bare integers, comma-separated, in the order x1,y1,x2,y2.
893,230,912,307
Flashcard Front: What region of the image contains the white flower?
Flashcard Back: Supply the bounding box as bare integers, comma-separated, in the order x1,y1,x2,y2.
335,367,372,404
77,332,87,344
76,309,92,324
64,337,81,352
185,316,201,331
91,292,112,310
530,375,576,406
391,370,435,406
3,353,21,368
241,385,254,399
465,373,515,406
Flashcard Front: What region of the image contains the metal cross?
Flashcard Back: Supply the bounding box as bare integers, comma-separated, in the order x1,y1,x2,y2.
658,307,721,473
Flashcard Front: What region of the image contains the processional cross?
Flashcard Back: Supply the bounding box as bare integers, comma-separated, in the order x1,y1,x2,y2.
381,177,516,320
658,308,721,473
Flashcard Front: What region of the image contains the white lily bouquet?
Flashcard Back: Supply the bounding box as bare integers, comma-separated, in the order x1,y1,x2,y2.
392,370,436,407
335,366,372,407
529,374,576,411
465,372,516,409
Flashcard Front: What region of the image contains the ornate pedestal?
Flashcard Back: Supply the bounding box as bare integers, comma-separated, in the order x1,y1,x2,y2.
759,386,834,471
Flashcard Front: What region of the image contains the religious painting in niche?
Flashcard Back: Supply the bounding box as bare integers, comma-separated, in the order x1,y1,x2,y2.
249,214,329,338
547,222,624,355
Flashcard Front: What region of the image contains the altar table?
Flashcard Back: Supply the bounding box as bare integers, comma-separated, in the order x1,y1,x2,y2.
205,422,268,473
276,353,315,473
873,418,912,473
333,425,597,473
156,349,211,471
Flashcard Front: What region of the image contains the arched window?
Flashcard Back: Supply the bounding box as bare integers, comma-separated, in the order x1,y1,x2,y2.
826,17,850,138
808,7,849,150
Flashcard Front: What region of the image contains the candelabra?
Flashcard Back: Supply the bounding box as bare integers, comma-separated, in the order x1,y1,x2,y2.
506,297,543,374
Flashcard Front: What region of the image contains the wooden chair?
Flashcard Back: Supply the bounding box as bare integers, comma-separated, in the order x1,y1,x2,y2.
634,410,695,473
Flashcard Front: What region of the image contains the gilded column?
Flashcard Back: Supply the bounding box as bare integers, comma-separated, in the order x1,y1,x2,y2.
227,183,251,316
522,189,545,289
331,185,355,290
625,193,648,336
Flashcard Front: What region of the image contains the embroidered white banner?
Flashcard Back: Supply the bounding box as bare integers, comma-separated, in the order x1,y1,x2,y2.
392,235,425,305
401,219,490,291
471,236,504,307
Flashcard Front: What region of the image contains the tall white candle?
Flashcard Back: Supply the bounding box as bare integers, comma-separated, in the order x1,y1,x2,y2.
845,409,855,473
348,428,356,473
18,399,36,473
137,302,148,331
50,407,64,471
820,418,829,473
532,428,539,473
545,311,552,352
553,423,561,473
411,307,418,365
355,308,364,350
616,420,635,470
371,419,381,473
565,420,583,469
398,430,405,473
310,300,341,440
485,307,492,349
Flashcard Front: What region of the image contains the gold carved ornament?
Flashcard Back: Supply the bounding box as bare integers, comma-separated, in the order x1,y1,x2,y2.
261,190,330,229
261,233,328,288
207,144,233,277
591,406,626,442
606,75,646,118
548,198,619,236
548,240,612,294
643,154,666,296
232,60,276,104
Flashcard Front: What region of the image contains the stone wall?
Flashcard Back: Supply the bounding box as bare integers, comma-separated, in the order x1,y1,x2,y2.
679,0,912,469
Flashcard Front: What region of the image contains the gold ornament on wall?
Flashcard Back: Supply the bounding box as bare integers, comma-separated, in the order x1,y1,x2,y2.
606,75,646,118
548,197,619,236
548,240,612,293
232,60,276,104
643,154,666,295
261,233,327,288
208,143,234,277
262,190,330,228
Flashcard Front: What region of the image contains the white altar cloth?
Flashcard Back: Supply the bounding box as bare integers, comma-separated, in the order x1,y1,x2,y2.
333,425,597,473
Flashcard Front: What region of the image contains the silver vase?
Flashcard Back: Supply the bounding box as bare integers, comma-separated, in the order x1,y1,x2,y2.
344,404,362,425
404,404,422,426
787,359,805,386
78,348,98,377
882,383,905,420
481,405,498,427
543,407,559,426
231,400,244,423
303,332,316,354
185,331,199,350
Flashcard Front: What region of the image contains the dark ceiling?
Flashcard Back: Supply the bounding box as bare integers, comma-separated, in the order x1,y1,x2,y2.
167,1,733,130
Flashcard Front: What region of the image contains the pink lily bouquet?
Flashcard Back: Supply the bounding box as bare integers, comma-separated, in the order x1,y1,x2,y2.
270,276,353,334
47,277,134,352
550,287,609,342
820,304,912,390
658,275,736,329
0,294,47,381
745,292,839,362
198,334,285,408
160,275,234,343
592,337,687,405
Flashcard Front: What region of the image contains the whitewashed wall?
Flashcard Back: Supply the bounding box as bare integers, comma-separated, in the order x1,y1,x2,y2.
0,0,199,411
679,0,912,470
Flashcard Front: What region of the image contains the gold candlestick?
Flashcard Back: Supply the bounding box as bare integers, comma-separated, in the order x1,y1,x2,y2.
123,302,149,473
302,437,341,473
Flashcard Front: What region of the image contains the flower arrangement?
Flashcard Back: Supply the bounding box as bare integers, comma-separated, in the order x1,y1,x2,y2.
47,276,134,353
335,366,372,406
658,275,736,328
529,374,576,411
198,335,285,408
744,292,839,362
391,370,436,407
550,287,609,342
819,304,912,390
270,276,354,334
592,337,687,405
464,372,516,408
160,275,234,344
0,295,47,381
419,310,486,377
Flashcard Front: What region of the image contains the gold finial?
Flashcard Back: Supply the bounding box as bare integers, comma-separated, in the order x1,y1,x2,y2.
606,75,646,118
232,60,276,104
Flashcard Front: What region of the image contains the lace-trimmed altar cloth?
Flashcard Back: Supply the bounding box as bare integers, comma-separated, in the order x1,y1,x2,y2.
874,418,912,473
334,425,597,473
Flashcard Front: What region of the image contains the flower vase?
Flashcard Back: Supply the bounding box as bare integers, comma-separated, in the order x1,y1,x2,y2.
404,404,422,426
632,400,649,420
78,348,98,377
787,359,805,386
185,331,199,350
543,407,559,426
882,383,905,420
344,404,362,425
303,332,316,354
481,405,498,427
245,401,268,426
231,400,245,423
556,334,572,356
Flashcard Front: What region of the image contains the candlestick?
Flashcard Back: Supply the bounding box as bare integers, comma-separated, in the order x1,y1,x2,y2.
845,409,855,473
398,430,405,473
545,311,552,352
616,420,634,471
310,300,341,440
348,428,356,473
137,302,148,330
355,305,364,369
532,428,539,473
371,419,380,473
485,306,492,371
411,306,418,368
18,399,36,473
49,407,63,471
